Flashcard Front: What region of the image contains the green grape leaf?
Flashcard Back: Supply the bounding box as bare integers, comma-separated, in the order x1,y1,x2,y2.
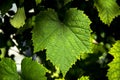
78,76,89,80
21,57,48,80
0,0,13,15
10,7,26,28
64,0,72,5
0,58,20,80
32,8,91,76
107,41,120,80
94,0,120,26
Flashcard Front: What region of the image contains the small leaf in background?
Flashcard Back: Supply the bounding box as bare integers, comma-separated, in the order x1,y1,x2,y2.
64,0,72,5
21,57,48,80
55,78,65,80
0,0,13,15
32,8,91,76
78,76,89,80
94,0,120,26
10,7,26,28
35,0,41,5
0,58,20,80
0,48,6,59
107,41,120,80
19,0,24,6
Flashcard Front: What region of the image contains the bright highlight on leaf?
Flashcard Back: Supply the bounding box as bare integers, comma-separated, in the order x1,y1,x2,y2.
10,7,26,28
0,58,20,80
21,57,48,80
32,8,91,76
94,0,120,26
107,41,120,80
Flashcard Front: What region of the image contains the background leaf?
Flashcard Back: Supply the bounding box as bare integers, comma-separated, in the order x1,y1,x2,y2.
0,0,13,15
32,8,91,76
10,7,26,28
107,41,120,80
94,0,120,25
78,76,89,80
0,58,20,80
64,0,72,5
35,0,41,5
21,57,48,80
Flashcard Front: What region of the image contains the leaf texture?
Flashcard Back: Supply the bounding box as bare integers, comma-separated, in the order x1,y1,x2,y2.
107,41,120,80
94,0,120,25
10,7,26,28
32,8,91,76
21,58,47,80
0,58,20,80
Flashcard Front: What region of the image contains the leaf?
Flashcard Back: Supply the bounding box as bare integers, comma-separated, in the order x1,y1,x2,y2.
0,0,13,15
0,58,20,80
107,41,120,80
10,7,26,28
21,57,48,80
0,48,6,58
16,16,35,34
35,0,41,5
55,78,65,80
94,0,120,26
19,0,24,6
78,76,89,80
64,0,72,5
32,8,91,76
